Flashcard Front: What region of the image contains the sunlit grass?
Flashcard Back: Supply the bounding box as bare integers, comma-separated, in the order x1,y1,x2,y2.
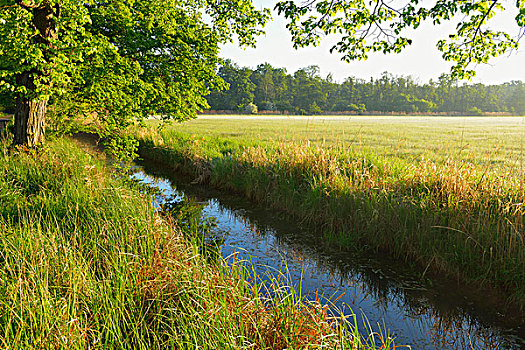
0,134,390,349
158,115,525,173
136,115,525,302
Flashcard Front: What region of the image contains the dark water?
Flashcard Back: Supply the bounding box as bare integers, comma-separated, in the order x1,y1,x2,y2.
132,160,525,350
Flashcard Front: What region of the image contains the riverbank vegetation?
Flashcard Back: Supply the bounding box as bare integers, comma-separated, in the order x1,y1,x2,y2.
0,130,396,349
135,116,525,303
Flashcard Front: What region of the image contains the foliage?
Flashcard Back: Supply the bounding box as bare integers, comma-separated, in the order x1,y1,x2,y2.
0,0,270,156
206,59,257,111
244,102,258,114
275,0,525,79
466,106,483,115
259,100,277,111
205,62,525,115
308,101,322,114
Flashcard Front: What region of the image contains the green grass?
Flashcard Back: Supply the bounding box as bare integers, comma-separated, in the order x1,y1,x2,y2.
136,115,525,303
167,115,525,172
0,133,387,349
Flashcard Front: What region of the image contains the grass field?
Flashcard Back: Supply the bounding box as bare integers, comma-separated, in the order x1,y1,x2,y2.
0,132,384,349
170,115,525,172
136,115,525,303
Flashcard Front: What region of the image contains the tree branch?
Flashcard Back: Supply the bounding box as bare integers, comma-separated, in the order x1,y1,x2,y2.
466,0,500,64
15,0,39,11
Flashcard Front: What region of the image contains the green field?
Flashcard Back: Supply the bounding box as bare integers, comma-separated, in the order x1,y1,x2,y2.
169,115,525,171
137,115,525,303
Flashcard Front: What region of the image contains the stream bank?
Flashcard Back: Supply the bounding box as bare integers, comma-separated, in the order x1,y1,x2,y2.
133,156,525,350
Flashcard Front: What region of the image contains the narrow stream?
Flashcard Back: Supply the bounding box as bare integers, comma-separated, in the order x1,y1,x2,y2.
132,159,525,350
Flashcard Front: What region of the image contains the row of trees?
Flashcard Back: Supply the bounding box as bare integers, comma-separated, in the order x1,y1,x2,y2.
206,60,525,115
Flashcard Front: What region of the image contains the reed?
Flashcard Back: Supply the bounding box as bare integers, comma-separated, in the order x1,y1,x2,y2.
134,118,525,303
0,135,389,349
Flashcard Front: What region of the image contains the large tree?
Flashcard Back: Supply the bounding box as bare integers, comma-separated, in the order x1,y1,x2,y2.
0,0,269,150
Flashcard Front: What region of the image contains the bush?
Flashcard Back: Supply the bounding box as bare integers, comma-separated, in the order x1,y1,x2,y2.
244,102,258,114
308,102,322,115
259,101,276,111
466,106,483,116
348,103,366,113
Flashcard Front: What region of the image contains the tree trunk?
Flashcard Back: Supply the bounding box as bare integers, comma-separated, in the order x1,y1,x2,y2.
12,0,56,147
13,97,47,147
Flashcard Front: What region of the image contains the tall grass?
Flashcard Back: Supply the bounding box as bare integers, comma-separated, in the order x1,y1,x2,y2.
0,134,387,349
135,124,525,303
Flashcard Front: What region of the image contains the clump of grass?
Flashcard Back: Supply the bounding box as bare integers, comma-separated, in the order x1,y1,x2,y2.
135,125,525,303
0,135,386,349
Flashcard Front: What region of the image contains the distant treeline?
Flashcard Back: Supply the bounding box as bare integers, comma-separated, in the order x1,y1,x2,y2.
206,60,525,115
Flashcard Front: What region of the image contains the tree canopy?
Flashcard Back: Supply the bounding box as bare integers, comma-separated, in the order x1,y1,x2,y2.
0,0,269,155
206,61,525,115
276,0,525,79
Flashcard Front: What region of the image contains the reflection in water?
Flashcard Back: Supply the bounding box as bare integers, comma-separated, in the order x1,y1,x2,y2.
160,196,226,261
131,162,525,350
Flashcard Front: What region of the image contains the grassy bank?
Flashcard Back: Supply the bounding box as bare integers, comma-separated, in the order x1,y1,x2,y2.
135,116,525,303
0,134,387,349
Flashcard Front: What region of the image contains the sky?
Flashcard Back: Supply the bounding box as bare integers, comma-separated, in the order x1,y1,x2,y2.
220,1,525,84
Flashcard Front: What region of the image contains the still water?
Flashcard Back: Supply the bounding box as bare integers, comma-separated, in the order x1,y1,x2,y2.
132,160,525,350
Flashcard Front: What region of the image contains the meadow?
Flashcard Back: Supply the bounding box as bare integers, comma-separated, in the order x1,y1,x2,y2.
171,116,525,171
0,131,384,349
136,115,525,303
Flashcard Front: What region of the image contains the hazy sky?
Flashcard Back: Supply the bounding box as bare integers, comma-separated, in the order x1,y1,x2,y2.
221,1,525,84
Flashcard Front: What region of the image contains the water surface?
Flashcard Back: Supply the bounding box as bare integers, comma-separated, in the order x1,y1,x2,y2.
132,160,525,350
